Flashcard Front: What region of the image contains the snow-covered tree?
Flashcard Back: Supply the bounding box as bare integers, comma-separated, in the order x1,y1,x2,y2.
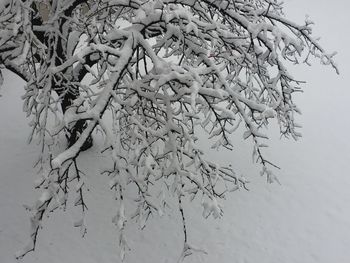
0,0,337,260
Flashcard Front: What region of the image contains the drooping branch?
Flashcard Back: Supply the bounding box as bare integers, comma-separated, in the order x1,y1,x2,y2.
0,0,338,261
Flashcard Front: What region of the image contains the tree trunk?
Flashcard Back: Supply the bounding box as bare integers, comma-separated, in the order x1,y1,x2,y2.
32,3,93,151
57,89,93,151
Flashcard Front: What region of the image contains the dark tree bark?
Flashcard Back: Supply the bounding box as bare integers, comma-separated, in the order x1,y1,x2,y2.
31,2,93,150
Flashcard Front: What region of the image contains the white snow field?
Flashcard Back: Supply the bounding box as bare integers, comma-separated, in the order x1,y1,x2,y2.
1,0,350,262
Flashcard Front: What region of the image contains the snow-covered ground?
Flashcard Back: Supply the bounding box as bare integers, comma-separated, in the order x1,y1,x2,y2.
1,1,350,262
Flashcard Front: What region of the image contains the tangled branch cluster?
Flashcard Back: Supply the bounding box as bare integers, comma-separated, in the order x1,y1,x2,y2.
0,0,337,260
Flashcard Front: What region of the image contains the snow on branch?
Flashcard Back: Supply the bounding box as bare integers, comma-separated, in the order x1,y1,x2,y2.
0,0,337,261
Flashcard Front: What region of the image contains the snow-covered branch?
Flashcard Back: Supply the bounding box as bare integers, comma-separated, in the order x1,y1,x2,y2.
0,0,337,261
